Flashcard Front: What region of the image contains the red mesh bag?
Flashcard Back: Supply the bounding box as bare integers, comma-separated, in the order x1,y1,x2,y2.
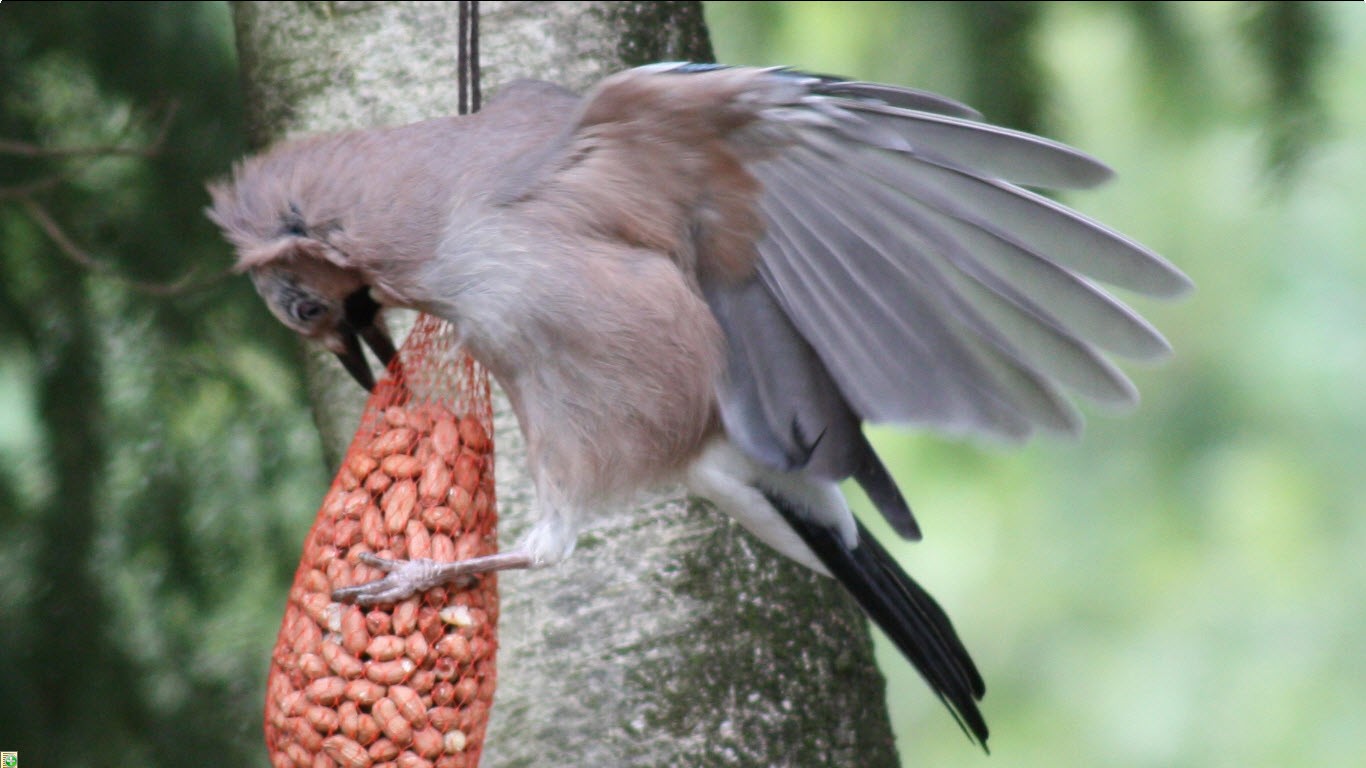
264,314,498,768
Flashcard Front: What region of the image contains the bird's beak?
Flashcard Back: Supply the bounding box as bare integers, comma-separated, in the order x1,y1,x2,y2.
333,289,398,392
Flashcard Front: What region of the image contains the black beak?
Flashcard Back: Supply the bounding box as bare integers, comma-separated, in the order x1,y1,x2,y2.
335,289,397,392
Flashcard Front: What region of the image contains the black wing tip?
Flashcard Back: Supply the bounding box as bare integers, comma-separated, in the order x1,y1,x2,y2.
851,438,923,541
762,490,988,748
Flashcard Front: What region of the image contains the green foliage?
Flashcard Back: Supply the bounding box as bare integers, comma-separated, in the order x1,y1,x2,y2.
0,2,326,765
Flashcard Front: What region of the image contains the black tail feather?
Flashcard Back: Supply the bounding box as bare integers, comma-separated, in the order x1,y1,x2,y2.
763,490,989,749
852,433,922,541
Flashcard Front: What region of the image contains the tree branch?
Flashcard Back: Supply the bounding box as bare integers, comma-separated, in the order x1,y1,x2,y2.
1,101,228,296
0,101,180,159
14,197,227,296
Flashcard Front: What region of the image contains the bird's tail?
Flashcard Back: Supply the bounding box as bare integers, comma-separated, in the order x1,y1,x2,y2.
762,490,989,749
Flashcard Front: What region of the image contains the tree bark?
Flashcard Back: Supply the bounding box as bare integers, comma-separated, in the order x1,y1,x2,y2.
230,3,900,765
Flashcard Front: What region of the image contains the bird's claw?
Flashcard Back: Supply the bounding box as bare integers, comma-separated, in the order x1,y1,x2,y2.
332,554,453,606
331,550,533,605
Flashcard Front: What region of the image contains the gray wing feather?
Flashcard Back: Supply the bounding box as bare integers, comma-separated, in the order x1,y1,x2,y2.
707,277,922,539
777,147,1140,406
757,183,1059,437
813,81,983,119
711,75,1189,445
706,278,861,474
839,104,1115,190
850,148,1190,297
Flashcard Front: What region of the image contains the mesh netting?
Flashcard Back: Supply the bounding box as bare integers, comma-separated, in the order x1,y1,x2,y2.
264,314,498,768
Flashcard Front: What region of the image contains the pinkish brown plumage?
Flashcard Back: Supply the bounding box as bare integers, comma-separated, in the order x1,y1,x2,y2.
209,64,1191,748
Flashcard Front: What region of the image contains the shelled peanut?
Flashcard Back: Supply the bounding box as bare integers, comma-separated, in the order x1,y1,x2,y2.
265,402,498,768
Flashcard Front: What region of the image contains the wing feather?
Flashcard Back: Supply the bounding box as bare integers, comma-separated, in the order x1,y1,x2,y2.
780,146,1141,406
497,61,1190,470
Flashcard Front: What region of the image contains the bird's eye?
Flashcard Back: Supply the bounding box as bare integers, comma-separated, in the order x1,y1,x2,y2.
292,299,327,324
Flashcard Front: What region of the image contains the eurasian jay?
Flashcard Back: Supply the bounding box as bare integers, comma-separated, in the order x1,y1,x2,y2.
208,64,1191,747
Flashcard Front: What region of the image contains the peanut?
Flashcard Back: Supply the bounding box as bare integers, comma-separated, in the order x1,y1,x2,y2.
418,457,452,502
364,609,392,637
392,600,418,636
370,427,417,458
381,454,423,479
305,677,346,706
427,707,460,732
343,679,387,708
355,713,381,746
430,681,455,707
373,697,413,746
285,743,315,768
388,684,428,728
431,418,459,458
407,668,435,695
442,729,467,754
366,658,416,685
457,416,489,453
365,634,406,661
305,704,341,734
337,700,360,738
446,487,471,517
297,652,329,681
451,678,477,705
396,748,431,765
300,592,332,627
404,631,429,666
452,454,481,495
341,606,368,656
321,735,370,768
430,533,456,562
383,407,408,429
397,754,434,768
406,519,432,559
421,505,457,534
322,641,364,679
432,635,470,665
367,738,400,762
347,452,379,480
361,505,386,551
333,518,362,548
364,471,394,495
383,480,418,534
266,401,498,768
412,726,444,759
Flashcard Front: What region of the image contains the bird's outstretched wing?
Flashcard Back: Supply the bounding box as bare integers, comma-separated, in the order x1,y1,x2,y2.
494,65,1190,746
499,62,1189,528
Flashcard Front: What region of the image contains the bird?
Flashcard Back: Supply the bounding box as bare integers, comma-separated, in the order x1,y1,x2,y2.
207,63,1191,748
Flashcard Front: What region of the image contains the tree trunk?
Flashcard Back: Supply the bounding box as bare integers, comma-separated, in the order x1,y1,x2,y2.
229,2,900,765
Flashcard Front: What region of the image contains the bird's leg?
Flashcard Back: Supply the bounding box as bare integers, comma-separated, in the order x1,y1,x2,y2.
333,478,578,606
332,550,535,606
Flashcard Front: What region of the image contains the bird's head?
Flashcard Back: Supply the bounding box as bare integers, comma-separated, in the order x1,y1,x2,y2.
207,144,399,391
247,253,397,392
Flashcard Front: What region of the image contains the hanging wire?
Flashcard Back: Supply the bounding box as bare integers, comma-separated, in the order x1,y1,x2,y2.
458,1,481,115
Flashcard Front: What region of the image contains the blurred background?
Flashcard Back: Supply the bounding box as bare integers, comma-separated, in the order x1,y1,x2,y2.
1,2,1361,766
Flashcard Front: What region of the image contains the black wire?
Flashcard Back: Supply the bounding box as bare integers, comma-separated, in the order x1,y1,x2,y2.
457,0,469,115
470,1,481,112
456,1,482,115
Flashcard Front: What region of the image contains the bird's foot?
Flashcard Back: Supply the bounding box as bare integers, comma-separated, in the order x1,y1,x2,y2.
332,550,535,606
